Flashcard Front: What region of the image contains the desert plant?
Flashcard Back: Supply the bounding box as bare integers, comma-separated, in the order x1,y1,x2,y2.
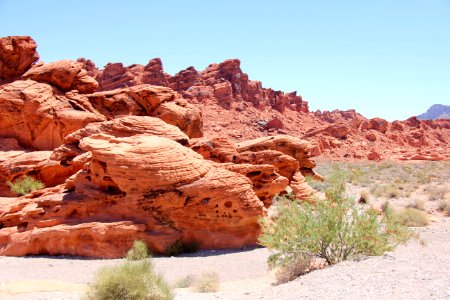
8,176,45,196
193,272,220,293
385,183,401,198
394,208,430,227
126,240,149,261
382,202,415,244
86,260,173,300
273,254,315,284
406,199,425,211
428,187,449,201
438,198,450,214
172,275,196,289
259,168,412,277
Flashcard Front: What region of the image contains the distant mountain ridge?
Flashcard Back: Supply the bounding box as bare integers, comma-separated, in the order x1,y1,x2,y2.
417,104,450,120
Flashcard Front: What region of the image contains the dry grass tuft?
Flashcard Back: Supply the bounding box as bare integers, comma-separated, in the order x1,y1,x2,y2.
407,199,425,211
193,272,220,293
395,208,430,227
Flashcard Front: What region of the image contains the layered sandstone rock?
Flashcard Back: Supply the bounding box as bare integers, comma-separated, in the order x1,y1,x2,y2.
308,110,450,160
95,58,309,113
23,60,98,93
0,80,105,150
0,36,39,81
0,135,265,257
71,84,203,138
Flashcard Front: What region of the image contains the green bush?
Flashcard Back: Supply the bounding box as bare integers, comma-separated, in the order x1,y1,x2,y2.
8,176,45,195
126,240,149,261
86,260,173,300
259,168,412,276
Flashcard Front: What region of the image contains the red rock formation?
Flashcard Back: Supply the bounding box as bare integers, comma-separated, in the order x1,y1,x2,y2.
71,84,203,138
23,60,98,93
95,58,309,113
0,135,266,257
307,110,450,161
0,36,39,81
0,80,105,150
235,135,317,199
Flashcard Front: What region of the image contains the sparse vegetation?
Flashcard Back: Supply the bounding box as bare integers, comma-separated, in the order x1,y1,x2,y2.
407,199,425,211
394,208,430,227
86,241,173,300
193,272,220,293
427,187,449,202
172,275,197,289
259,168,413,282
8,175,45,196
438,198,450,214
86,260,173,300
126,240,149,261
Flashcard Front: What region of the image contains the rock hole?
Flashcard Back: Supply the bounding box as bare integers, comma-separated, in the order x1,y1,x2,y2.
106,185,122,195
224,201,232,208
201,198,210,205
247,171,261,177
184,196,192,206
17,222,28,231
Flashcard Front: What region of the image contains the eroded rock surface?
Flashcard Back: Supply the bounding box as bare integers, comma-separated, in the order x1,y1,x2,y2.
0,135,265,257
0,36,39,81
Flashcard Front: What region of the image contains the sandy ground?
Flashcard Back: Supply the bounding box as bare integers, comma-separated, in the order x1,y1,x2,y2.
0,216,449,300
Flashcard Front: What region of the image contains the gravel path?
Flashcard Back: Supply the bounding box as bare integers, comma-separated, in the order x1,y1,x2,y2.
0,218,449,300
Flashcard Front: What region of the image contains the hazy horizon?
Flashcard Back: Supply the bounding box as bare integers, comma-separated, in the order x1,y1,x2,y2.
1,0,449,121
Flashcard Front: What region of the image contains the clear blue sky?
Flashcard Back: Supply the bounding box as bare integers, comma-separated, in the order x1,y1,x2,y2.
1,0,449,121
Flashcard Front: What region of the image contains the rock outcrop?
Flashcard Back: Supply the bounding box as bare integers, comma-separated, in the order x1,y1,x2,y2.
96,58,309,113
0,36,39,81
1,34,449,259
0,135,266,257
23,60,98,93
0,80,105,150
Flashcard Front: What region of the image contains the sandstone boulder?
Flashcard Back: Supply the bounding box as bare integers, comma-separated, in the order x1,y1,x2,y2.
0,80,105,150
0,36,39,81
23,60,98,93
0,135,265,257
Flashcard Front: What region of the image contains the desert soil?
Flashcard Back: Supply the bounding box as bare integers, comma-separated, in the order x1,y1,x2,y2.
0,215,448,300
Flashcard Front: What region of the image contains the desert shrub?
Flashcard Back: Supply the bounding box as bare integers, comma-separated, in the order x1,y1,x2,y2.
126,240,149,261
394,208,430,227
8,176,45,196
385,184,401,198
273,254,315,284
382,202,415,244
193,272,220,293
428,187,449,201
166,240,199,256
86,260,173,300
172,275,196,289
438,198,450,214
406,199,425,211
259,168,412,277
